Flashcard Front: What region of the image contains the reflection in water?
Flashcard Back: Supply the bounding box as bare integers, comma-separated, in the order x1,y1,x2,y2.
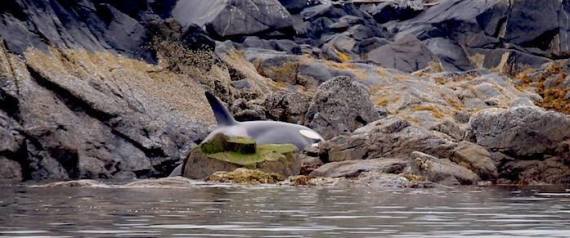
0,185,569,237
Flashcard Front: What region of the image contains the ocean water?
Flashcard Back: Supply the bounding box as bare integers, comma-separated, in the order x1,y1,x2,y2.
0,183,569,237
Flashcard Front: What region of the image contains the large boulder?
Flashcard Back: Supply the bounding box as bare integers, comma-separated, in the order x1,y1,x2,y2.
408,151,481,185
468,106,570,159
451,142,498,180
366,35,435,73
0,42,212,181
172,0,293,38
0,0,152,60
183,134,301,179
320,117,457,162
305,76,379,139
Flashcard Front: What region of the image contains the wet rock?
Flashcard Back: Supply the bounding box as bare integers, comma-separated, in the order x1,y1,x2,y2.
468,106,570,159
408,151,480,185
34,179,108,188
353,172,413,188
299,155,323,175
172,0,293,38
309,158,408,178
499,157,570,185
124,177,202,188
451,142,498,180
183,134,301,179
0,158,22,182
366,35,435,73
305,76,379,139
207,168,285,184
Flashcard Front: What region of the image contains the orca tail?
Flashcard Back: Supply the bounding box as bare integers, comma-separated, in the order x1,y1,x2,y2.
205,91,237,126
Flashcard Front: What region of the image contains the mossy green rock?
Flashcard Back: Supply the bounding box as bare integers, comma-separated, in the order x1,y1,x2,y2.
183,134,301,179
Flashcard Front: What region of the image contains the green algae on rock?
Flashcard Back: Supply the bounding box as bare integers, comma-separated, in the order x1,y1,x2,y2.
183,134,301,179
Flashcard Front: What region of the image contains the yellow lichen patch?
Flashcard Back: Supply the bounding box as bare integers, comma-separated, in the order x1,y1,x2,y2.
445,96,464,111
337,50,352,63
207,168,285,184
263,62,298,83
514,62,570,114
24,47,216,124
413,105,446,119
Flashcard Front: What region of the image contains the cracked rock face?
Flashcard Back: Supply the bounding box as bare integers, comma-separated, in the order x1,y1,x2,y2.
468,106,570,159
0,44,213,181
172,0,293,38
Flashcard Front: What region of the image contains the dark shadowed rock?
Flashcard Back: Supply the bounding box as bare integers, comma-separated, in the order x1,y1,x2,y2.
0,157,22,182
366,35,435,73
305,76,379,139
369,0,424,24
424,38,475,72
278,0,319,14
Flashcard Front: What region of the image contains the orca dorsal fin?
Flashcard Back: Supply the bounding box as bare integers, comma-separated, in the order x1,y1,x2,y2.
205,91,237,126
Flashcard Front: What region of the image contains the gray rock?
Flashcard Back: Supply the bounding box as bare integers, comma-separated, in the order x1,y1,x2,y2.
265,90,310,124
0,42,212,181
424,38,475,72
366,35,435,73
468,106,570,159
172,0,293,37
409,151,480,185
0,0,152,60
0,157,22,182
451,141,498,180
309,158,408,178
305,76,379,139
321,117,457,162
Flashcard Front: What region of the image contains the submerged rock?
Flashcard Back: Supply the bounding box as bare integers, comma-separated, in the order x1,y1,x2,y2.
183,134,301,179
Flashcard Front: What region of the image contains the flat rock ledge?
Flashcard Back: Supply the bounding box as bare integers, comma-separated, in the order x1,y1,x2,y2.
183,134,301,179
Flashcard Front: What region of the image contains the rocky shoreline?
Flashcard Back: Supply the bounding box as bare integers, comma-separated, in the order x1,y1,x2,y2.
0,0,569,186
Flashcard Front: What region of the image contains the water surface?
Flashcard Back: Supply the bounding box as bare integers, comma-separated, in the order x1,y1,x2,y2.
1,184,569,237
